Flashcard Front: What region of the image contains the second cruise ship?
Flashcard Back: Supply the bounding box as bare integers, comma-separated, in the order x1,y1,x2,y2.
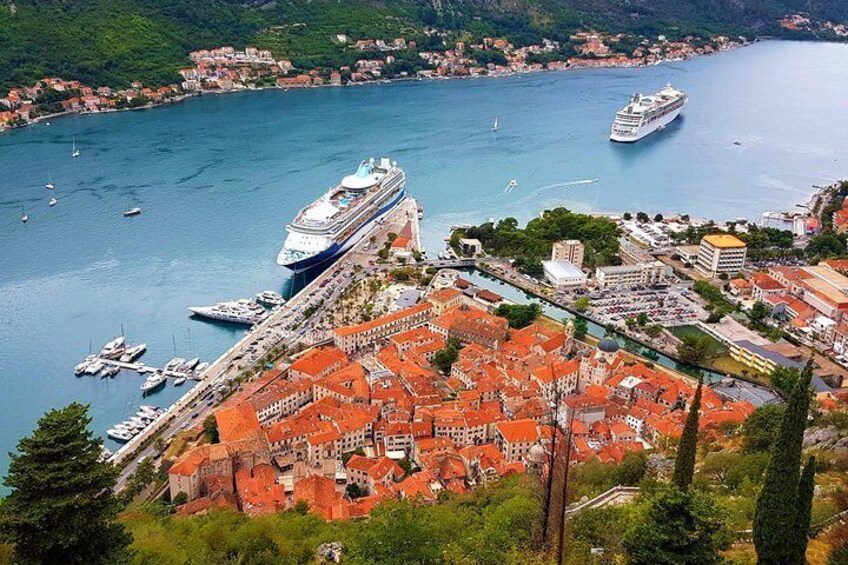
610,84,687,143
277,157,406,272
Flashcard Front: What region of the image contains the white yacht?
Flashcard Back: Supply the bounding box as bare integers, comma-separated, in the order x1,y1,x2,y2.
610,84,687,143
173,377,187,386
140,372,167,394
85,359,105,375
106,428,133,442
164,357,186,372
182,358,200,372
188,299,268,325
74,356,95,376
99,336,126,359
119,343,147,363
256,290,286,307
49,197,58,207
276,158,406,272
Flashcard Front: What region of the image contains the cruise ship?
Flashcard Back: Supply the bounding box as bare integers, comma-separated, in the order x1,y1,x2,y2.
610,85,687,143
277,158,407,272
188,299,268,326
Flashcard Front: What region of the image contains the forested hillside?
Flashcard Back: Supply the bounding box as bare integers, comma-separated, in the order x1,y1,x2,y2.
1,0,846,93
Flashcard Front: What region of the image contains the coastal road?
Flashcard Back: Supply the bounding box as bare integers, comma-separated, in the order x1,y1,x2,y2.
114,197,420,491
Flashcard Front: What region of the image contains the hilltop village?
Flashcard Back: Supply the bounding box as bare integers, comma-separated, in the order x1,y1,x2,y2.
1,31,744,131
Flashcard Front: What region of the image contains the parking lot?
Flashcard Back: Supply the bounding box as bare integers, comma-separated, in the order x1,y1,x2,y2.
588,287,706,327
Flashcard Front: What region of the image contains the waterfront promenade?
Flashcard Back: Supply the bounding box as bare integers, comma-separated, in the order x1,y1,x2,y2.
113,197,421,488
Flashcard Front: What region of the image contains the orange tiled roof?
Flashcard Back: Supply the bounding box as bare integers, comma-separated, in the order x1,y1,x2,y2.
334,303,431,338
216,403,262,443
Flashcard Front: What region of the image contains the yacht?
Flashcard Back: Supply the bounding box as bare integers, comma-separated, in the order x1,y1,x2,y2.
123,207,141,217
182,358,200,372
140,372,167,394
173,377,187,386
45,173,54,190
85,359,105,375
99,336,126,359
105,365,121,378
106,428,133,442
610,84,687,143
256,290,286,307
164,357,186,372
194,362,210,374
276,158,406,272
188,299,268,326
140,405,162,417
119,343,147,363
74,356,95,376
49,197,58,207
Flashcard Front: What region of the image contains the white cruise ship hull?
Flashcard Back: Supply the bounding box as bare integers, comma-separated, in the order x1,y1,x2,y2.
277,185,406,272
610,105,683,143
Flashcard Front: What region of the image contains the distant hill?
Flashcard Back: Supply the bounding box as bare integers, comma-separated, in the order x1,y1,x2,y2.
1,0,846,92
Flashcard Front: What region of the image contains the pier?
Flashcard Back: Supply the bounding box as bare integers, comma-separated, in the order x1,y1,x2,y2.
80,357,199,380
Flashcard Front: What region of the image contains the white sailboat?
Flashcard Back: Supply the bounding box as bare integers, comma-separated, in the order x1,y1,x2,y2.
71,137,80,158
21,206,28,223
45,172,54,190
492,117,499,132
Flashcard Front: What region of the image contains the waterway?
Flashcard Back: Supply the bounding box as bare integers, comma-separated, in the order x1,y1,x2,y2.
0,40,846,484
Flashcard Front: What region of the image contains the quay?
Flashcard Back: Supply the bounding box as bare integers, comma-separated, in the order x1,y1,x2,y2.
112,196,422,487
82,357,198,380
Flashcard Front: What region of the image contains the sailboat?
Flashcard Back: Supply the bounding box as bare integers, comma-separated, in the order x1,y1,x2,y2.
21,206,28,223
492,117,499,132
49,191,58,207
71,137,80,158
45,172,54,190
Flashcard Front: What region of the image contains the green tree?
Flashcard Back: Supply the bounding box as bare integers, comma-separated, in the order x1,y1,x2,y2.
636,211,650,223
771,365,801,395
753,360,813,565
171,491,188,507
203,414,219,443
573,297,590,313
494,303,542,329
0,403,132,564
347,500,440,564
672,379,702,490
676,334,712,365
346,483,365,499
636,312,649,327
433,342,460,374
806,232,847,259
646,324,663,338
572,317,588,340
624,487,728,565
793,456,816,565
742,404,786,453
750,300,771,321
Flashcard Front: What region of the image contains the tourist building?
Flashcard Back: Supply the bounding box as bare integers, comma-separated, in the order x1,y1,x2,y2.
551,240,585,268
695,234,747,277
594,261,671,289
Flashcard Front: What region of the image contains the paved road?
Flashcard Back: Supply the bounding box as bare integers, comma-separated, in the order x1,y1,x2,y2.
114,197,420,491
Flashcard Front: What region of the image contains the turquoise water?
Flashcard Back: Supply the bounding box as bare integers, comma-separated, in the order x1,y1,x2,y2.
0,41,847,482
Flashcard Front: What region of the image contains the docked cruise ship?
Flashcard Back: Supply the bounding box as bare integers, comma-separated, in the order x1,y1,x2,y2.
277,157,407,272
610,85,687,143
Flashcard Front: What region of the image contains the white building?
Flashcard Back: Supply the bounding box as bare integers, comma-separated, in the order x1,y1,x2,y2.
542,260,587,289
595,261,671,289
695,234,747,277
760,211,806,237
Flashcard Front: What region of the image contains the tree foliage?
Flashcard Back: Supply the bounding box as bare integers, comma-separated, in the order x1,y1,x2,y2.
742,404,786,453
753,360,814,565
623,486,729,565
673,379,702,490
0,402,132,564
462,209,620,269
494,302,542,329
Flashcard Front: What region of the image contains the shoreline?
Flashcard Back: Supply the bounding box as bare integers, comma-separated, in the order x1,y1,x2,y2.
3,39,751,135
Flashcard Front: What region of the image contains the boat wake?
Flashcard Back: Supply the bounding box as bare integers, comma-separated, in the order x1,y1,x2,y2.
533,178,598,196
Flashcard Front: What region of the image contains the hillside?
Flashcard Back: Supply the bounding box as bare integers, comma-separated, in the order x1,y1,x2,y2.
0,0,846,93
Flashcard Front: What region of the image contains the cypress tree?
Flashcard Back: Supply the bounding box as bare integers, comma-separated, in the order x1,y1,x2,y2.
672,378,702,490
793,456,816,565
753,360,813,565
0,403,132,564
